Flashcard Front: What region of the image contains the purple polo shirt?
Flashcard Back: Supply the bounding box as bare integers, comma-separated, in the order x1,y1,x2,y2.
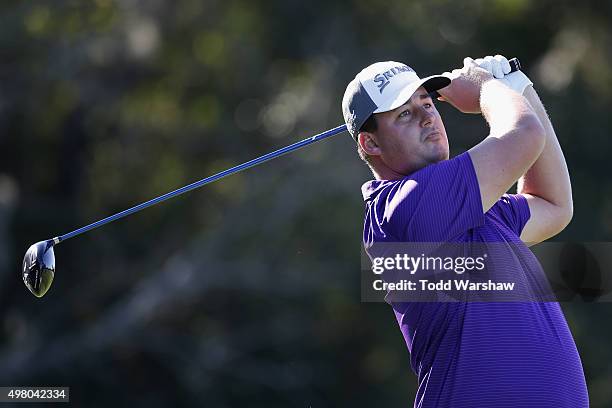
362,152,588,407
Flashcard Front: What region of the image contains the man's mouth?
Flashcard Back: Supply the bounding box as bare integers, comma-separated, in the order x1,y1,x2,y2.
424,131,441,142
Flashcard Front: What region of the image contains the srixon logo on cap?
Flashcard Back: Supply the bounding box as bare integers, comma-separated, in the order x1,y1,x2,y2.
373,65,415,93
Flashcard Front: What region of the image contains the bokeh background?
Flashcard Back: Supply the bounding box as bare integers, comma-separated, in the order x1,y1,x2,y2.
1,0,611,406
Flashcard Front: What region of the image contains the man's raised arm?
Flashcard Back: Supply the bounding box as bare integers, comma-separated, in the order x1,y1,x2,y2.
468,55,574,244
517,86,573,244
438,64,546,213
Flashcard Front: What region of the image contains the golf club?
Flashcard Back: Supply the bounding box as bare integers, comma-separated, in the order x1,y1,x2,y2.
22,124,347,297
22,58,521,298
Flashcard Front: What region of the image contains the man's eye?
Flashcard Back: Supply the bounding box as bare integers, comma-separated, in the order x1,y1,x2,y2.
399,110,410,118
424,103,432,109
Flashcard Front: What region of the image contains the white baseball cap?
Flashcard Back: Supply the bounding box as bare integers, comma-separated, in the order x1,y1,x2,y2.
342,61,450,139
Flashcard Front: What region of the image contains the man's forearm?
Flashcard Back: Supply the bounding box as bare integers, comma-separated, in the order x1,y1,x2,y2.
480,80,542,137
467,78,545,212
517,86,573,212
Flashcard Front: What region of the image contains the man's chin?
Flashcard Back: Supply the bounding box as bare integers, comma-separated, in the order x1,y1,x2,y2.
429,149,450,163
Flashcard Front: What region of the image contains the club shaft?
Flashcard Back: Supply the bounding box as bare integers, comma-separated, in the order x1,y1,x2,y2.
54,124,348,243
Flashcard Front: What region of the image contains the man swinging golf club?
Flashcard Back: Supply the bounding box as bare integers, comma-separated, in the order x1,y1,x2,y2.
343,55,588,407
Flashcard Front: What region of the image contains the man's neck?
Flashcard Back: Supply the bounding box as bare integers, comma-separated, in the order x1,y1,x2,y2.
372,168,406,181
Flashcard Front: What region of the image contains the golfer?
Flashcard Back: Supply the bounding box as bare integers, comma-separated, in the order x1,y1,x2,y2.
342,55,588,407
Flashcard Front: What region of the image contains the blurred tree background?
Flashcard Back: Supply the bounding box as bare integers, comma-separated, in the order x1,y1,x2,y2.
1,0,611,406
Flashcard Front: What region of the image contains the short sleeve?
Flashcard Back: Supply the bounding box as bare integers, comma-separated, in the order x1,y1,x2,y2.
488,193,532,236
387,152,485,241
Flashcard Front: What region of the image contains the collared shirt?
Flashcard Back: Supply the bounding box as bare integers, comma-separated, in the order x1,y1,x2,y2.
362,152,589,407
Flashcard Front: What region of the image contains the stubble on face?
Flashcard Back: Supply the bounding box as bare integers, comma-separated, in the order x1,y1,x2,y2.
373,89,449,176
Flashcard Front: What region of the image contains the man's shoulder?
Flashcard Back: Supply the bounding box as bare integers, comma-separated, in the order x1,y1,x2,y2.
362,152,484,243
364,153,475,203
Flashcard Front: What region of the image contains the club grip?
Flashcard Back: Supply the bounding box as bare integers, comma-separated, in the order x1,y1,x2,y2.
508,57,521,72
431,57,521,98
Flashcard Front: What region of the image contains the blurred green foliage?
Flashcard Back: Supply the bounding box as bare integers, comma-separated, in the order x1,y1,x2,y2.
1,0,611,406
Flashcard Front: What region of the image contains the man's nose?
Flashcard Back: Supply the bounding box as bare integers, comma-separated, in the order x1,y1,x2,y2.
419,108,435,127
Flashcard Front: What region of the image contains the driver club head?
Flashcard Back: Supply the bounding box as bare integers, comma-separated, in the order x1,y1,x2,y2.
22,240,56,298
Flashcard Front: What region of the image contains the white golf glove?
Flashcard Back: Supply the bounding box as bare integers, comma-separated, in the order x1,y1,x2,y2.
465,54,533,94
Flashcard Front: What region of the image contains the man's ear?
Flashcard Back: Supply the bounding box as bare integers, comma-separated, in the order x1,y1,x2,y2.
358,132,382,156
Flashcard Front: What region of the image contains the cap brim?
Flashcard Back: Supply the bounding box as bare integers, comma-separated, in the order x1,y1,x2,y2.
373,74,450,114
